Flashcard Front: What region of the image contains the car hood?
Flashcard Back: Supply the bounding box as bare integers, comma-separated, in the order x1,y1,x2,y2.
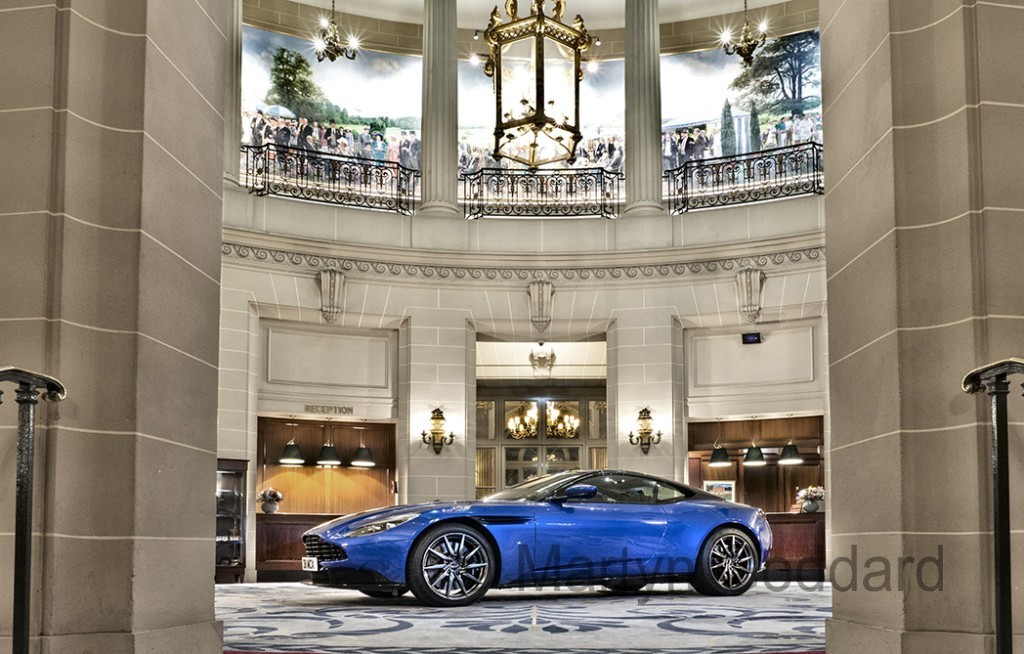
304,499,508,536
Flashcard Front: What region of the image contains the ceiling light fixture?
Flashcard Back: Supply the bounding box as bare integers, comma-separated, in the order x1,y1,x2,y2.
720,0,767,67
482,0,593,167
314,0,358,63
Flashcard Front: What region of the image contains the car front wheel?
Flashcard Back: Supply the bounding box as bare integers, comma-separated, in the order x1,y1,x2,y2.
408,524,495,606
691,527,759,596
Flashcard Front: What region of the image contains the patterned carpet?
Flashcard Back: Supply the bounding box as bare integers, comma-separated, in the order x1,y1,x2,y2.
217,582,830,653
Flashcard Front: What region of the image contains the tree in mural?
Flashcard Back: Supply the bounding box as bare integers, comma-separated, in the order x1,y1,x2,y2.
720,100,737,157
730,31,821,116
748,102,762,153
265,47,328,119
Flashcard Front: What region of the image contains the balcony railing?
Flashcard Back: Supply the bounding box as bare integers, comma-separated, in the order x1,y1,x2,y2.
664,142,824,214
461,167,624,220
241,144,420,216
240,143,823,218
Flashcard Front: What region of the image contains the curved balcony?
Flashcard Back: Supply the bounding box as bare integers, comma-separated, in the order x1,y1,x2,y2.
240,142,823,219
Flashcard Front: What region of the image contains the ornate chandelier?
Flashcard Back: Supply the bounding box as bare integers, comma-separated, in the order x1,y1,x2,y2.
482,0,592,168
314,0,358,63
720,0,767,67
507,402,539,439
546,402,579,438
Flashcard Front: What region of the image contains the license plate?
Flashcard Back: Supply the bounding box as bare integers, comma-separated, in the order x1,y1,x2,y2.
301,556,320,572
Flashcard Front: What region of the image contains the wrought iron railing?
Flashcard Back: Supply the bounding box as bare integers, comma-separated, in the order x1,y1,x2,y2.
461,167,624,220
241,144,420,216
664,142,824,214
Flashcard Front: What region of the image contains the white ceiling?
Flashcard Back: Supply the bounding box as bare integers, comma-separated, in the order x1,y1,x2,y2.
309,0,788,30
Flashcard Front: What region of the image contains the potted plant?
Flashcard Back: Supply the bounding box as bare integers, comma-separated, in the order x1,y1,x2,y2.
796,486,825,513
257,487,284,513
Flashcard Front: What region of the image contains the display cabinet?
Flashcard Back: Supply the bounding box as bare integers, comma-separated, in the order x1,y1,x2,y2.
216,458,247,583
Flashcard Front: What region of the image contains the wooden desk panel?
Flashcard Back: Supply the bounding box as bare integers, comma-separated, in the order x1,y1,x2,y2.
256,513,336,571
765,512,826,573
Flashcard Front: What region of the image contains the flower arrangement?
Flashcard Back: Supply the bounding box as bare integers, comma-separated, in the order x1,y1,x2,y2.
257,487,284,504
796,486,825,503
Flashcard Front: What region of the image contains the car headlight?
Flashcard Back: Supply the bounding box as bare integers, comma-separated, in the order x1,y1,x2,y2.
342,513,420,538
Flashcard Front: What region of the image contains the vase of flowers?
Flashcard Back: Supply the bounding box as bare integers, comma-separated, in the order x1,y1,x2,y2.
796,486,825,513
257,487,283,513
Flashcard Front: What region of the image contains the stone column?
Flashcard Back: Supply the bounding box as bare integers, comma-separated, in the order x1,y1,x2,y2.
398,310,476,505
0,1,225,651
823,0,1024,651
606,308,680,480
623,0,664,216
418,0,460,217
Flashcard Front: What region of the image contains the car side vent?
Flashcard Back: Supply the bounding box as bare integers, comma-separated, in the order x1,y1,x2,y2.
302,534,347,562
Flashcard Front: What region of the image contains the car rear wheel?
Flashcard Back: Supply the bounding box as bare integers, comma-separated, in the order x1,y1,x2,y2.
407,524,495,606
359,588,407,599
691,527,758,596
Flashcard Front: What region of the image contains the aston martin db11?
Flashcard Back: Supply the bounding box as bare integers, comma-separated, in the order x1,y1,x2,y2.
301,469,772,606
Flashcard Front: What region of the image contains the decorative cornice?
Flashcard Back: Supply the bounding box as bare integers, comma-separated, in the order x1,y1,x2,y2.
222,242,824,282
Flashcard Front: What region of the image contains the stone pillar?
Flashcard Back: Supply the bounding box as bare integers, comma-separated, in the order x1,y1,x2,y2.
398,310,476,505
0,1,225,651
623,0,664,216
823,0,1024,651
607,309,680,480
418,0,460,217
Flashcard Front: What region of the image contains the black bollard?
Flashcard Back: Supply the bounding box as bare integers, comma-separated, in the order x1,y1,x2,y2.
0,368,66,654
963,358,1024,654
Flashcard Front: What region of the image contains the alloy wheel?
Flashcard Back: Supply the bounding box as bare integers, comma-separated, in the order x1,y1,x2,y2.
420,531,490,600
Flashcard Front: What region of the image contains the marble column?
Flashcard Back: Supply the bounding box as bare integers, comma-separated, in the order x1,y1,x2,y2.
822,0,1024,651
418,0,460,217
623,0,664,216
223,0,244,182
0,0,226,651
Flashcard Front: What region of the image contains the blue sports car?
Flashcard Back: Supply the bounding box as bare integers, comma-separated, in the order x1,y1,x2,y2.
301,469,772,606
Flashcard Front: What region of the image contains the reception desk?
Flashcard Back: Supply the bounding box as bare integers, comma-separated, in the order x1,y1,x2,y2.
762,511,826,582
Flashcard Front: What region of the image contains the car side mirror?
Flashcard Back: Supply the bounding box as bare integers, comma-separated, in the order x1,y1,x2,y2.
561,484,598,501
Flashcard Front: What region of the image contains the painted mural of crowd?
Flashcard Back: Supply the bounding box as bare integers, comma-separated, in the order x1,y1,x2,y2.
246,110,422,170
660,112,823,172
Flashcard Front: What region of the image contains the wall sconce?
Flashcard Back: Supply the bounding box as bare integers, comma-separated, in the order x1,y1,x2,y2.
628,406,662,455
421,407,455,455
280,439,304,466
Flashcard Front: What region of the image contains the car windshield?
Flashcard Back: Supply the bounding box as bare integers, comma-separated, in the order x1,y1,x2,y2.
482,471,583,502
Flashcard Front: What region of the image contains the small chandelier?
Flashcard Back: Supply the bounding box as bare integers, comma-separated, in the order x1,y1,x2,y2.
628,406,663,455
720,0,767,67
507,402,539,439
482,0,592,168
314,0,358,63
546,402,579,438
421,408,455,455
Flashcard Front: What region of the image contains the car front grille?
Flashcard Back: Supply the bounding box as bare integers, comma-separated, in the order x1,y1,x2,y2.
303,534,347,562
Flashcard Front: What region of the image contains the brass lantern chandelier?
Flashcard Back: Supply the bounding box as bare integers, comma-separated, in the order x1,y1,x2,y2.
482,0,593,168
314,0,359,63
720,0,767,67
